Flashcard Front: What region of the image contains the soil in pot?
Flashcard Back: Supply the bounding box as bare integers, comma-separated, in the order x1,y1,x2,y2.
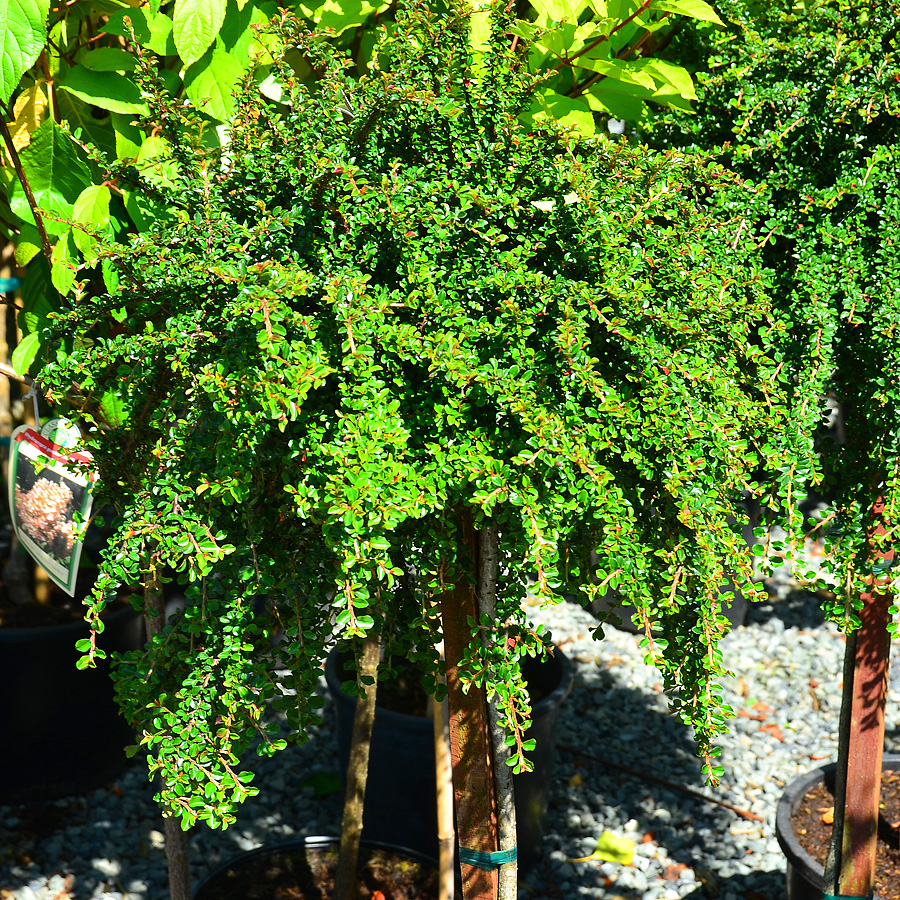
791,767,900,899
193,839,439,900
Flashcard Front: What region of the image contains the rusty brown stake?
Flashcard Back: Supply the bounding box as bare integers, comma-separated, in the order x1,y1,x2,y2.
830,495,893,899
440,510,499,900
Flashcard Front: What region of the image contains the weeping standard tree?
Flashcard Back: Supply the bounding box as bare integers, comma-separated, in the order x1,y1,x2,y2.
650,1,900,895
38,3,800,898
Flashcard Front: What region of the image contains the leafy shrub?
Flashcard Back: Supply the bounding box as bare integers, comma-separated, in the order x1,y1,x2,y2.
42,1,791,826
649,0,900,622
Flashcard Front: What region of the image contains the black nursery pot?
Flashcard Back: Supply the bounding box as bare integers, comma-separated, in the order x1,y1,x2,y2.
0,602,144,804
193,835,439,900
324,646,574,872
775,754,900,900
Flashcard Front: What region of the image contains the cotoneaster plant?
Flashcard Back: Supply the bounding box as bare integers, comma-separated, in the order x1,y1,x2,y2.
37,2,801,897
650,2,900,895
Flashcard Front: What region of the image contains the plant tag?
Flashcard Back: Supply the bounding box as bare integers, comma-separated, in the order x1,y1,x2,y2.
8,423,96,596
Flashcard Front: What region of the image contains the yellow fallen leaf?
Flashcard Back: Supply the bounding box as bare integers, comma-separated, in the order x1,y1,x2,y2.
569,830,635,866
568,772,583,787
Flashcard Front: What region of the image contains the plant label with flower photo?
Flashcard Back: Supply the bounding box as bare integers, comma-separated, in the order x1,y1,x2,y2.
8,423,96,595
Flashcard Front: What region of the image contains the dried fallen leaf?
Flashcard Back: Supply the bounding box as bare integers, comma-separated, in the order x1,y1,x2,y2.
663,863,687,881
738,709,766,721
759,723,784,742
821,807,834,825
569,772,583,788
751,701,773,715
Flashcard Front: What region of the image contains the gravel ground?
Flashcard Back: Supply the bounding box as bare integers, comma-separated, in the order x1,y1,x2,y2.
2,557,897,900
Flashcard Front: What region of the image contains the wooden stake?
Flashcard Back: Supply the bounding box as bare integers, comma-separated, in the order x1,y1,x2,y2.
440,509,498,900
832,495,892,899
432,634,456,900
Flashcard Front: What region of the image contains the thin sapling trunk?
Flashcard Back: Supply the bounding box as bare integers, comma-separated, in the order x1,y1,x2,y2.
143,579,192,900
477,522,517,900
333,632,381,900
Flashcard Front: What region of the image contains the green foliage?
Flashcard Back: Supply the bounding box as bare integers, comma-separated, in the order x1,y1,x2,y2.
39,2,791,824
649,0,900,626
0,0,720,379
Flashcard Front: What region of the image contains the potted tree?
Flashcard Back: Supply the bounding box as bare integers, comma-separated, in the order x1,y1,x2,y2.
648,0,900,895
23,1,797,898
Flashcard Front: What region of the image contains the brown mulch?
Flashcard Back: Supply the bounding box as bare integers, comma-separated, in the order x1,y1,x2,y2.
792,768,900,900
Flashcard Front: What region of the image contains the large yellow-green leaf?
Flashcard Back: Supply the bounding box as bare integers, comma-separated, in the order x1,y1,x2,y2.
9,119,90,236
184,48,244,121
654,0,722,25
174,0,227,66
576,55,656,89
6,80,46,152
637,57,697,101
58,66,149,115
0,0,49,104
583,79,649,120
112,111,142,161
526,88,595,136
106,9,175,56
296,0,389,36
50,229,77,295
79,47,139,72
529,0,586,24
72,184,111,258
11,330,40,375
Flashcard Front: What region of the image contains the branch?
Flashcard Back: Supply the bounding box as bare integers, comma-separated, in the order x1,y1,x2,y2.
552,0,653,71
0,116,54,266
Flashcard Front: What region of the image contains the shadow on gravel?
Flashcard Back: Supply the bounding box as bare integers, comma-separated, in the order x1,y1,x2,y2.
746,587,828,631
525,640,783,900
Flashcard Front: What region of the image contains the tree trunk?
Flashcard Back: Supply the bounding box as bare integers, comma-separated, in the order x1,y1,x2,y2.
333,632,381,900
827,495,893,899
476,522,517,900
441,509,499,900
143,582,192,900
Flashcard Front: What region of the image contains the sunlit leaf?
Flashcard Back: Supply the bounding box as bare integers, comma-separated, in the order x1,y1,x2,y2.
0,0,49,104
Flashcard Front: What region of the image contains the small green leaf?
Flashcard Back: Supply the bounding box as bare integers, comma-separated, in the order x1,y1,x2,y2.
299,771,341,797
100,390,130,427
